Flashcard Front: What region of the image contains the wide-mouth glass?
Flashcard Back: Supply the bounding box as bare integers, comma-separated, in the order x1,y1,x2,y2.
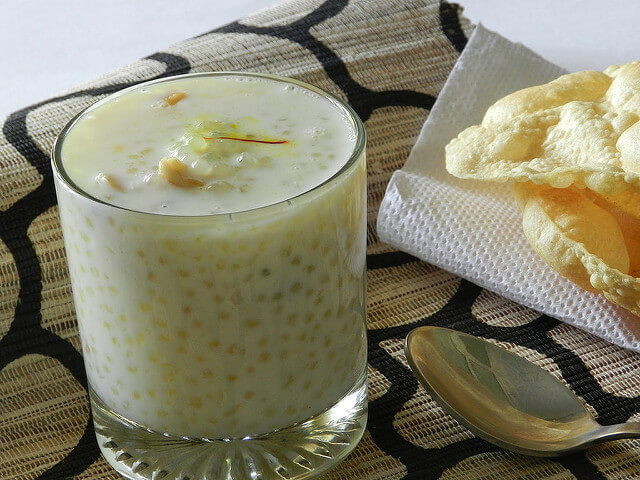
51,71,366,221
51,71,369,479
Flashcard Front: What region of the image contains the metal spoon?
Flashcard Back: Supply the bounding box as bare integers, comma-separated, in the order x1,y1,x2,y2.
404,326,640,457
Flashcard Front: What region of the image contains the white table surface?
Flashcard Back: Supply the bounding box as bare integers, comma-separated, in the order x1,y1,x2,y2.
1,0,639,117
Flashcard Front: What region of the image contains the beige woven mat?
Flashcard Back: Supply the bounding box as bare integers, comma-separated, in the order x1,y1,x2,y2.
1,0,639,479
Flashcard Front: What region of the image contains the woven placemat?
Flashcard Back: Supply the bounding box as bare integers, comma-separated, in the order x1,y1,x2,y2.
1,1,639,479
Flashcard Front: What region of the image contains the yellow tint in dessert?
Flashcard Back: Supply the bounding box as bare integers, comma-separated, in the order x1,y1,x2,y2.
61,75,357,215
53,73,367,439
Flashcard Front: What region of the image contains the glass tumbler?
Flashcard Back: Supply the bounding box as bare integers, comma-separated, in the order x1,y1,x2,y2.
51,72,368,480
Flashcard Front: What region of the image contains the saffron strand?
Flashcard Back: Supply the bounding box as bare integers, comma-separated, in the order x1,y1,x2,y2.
203,136,288,145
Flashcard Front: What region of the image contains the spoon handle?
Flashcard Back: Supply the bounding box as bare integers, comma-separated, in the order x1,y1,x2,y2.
597,422,640,441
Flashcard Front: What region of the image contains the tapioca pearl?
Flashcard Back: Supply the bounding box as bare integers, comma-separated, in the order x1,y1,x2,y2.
259,351,271,362
79,231,91,243
165,387,177,397
223,404,242,417
192,353,206,363
139,302,152,313
259,267,271,280
226,344,244,356
177,269,190,278
196,265,208,275
279,333,290,342
282,374,296,388
99,303,113,314
176,329,189,339
284,405,300,418
213,294,225,305
279,245,293,259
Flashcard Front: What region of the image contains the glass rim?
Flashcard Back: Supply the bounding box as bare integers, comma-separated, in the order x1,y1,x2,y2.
51,71,366,219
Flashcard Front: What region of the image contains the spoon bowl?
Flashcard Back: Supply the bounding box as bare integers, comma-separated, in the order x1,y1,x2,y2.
404,326,640,456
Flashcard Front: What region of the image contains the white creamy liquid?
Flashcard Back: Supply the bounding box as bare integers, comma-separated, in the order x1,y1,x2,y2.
61,75,357,215
54,74,367,439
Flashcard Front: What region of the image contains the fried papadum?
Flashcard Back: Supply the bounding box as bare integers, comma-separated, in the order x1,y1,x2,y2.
445,61,640,316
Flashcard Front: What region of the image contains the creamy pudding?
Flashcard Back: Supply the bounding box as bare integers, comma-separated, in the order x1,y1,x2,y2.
53,73,367,439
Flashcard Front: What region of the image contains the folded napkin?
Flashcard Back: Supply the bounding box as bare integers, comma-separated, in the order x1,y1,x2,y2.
377,24,640,352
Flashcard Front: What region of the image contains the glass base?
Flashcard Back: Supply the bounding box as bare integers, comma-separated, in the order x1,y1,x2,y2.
91,372,367,480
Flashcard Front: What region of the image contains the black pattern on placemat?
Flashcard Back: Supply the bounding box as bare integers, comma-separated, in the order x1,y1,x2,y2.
0,52,191,480
3,0,638,479
367,251,418,270
439,0,468,53
214,0,436,122
557,454,607,480
367,251,640,479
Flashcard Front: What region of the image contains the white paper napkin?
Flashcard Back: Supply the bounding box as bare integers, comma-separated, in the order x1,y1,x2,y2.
377,24,640,352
